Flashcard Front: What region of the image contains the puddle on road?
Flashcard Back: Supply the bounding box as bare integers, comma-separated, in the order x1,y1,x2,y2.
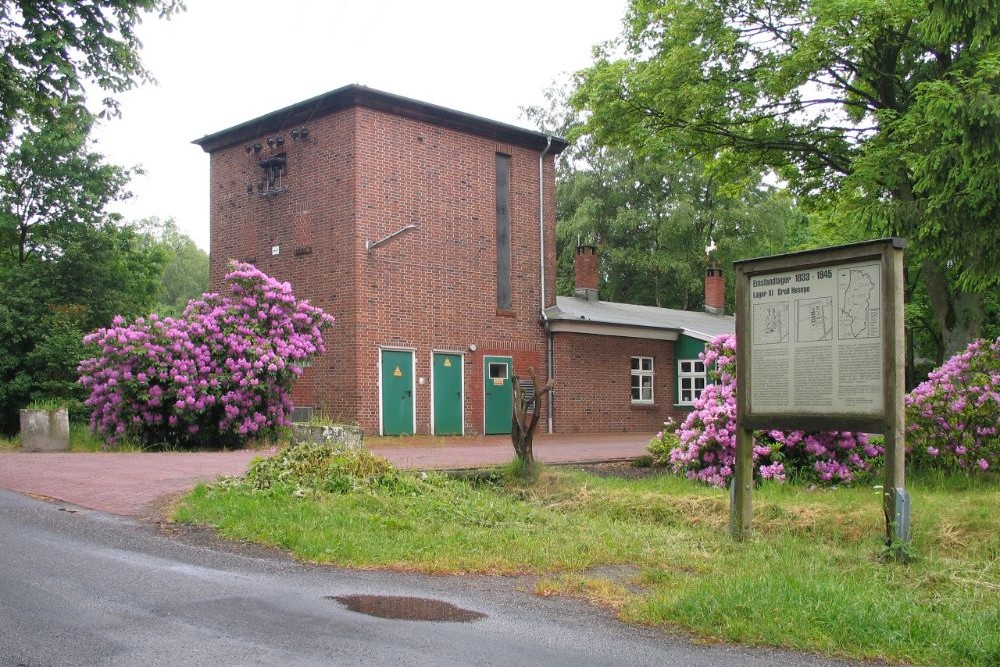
328,594,487,622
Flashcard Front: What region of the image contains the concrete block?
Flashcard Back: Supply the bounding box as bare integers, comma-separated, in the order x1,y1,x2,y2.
20,408,70,452
290,423,364,450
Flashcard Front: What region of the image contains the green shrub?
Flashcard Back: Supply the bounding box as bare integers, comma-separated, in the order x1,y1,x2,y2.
647,418,681,466
239,442,436,496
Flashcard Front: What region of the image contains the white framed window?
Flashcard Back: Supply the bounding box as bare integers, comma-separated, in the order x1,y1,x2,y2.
678,360,707,405
630,356,654,404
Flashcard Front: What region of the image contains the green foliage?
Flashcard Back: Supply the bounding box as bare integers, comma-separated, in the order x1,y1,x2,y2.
0,221,166,434
528,83,807,311
137,217,209,315
238,443,438,497
572,0,1000,356
647,418,680,465
0,0,184,141
67,423,142,452
24,399,67,411
0,1,182,434
500,455,542,484
632,454,654,468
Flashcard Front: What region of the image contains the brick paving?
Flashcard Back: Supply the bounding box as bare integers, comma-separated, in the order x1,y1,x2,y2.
0,432,653,518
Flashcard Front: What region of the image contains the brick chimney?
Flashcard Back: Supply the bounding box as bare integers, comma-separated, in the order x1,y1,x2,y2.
705,265,725,315
574,245,599,302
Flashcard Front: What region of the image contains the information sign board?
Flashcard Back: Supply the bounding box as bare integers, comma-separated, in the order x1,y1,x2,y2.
730,238,908,545
748,260,883,417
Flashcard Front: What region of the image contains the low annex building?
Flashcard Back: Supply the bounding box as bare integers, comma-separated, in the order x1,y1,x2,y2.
545,247,734,433
194,85,733,436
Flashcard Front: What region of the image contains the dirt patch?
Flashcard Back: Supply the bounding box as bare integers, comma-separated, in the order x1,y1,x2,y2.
566,460,670,481
155,520,300,563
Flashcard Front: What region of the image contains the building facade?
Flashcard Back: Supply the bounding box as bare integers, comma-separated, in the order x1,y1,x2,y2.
196,86,734,436
543,247,735,432
195,85,563,436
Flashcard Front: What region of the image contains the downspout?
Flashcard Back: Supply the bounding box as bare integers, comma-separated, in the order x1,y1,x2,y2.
538,136,554,434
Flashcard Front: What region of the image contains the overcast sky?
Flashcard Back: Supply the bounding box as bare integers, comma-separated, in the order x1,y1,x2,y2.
89,0,628,249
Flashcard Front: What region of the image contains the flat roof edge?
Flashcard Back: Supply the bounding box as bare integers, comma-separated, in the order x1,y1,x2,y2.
192,84,570,154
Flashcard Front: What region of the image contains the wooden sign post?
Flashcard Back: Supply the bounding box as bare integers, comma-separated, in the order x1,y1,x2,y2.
731,238,908,545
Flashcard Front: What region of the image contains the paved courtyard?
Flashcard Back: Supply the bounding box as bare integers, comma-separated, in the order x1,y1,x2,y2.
0,432,653,518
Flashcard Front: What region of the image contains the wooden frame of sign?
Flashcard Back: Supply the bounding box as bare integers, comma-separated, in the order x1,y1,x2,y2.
731,238,907,544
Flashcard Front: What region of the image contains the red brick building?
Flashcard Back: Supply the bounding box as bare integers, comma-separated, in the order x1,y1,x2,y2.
195,86,734,435
545,247,734,432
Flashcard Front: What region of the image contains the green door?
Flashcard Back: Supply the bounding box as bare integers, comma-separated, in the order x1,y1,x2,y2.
381,349,414,435
433,353,463,435
483,356,513,435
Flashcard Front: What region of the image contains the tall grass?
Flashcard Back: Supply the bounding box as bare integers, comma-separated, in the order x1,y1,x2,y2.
176,458,1000,667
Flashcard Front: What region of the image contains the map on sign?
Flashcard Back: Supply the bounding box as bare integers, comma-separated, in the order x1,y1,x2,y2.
753,302,789,345
747,260,882,415
838,267,879,339
797,297,833,342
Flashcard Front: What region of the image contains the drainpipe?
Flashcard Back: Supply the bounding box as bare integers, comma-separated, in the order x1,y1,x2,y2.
538,136,554,434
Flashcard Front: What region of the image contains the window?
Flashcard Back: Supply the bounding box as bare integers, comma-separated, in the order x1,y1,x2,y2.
678,360,707,405
488,362,508,380
630,356,654,404
495,153,511,310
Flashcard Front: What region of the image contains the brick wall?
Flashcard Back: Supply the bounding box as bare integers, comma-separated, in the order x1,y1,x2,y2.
551,332,687,433
353,108,553,434
705,266,726,314
208,102,557,435
208,107,360,424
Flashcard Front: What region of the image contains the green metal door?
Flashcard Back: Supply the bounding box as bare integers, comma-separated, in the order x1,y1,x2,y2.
483,356,513,435
433,353,463,435
381,349,414,435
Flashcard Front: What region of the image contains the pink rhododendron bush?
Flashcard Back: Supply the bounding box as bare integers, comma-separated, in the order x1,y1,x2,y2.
78,262,334,449
906,337,1000,472
667,334,880,487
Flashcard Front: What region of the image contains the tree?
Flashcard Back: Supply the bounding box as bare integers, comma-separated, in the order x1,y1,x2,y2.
134,217,209,315
0,114,132,265
0,0,183,141
0,119,166,433
0,0,183,434
525,84,807,311
510,369,554,471
0,222,166,433
572,0,1000,358
555,148,807,310
157,221,208,313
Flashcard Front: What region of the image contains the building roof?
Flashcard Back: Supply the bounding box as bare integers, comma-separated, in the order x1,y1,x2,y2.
193,84,570,155
546,296,735,342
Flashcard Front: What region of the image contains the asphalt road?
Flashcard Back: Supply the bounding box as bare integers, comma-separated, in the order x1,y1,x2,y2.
0,489,872,667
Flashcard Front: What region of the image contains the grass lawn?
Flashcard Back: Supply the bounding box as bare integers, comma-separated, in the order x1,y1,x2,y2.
175,450,999,667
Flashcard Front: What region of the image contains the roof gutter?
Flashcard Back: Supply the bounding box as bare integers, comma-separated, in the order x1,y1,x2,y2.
539,135,554,433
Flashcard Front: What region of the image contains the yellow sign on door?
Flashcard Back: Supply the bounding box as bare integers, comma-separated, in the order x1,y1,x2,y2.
393,366,402,377
443,358,452,367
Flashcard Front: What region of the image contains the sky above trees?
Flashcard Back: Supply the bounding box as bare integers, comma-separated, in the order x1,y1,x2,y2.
90,0,628,250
